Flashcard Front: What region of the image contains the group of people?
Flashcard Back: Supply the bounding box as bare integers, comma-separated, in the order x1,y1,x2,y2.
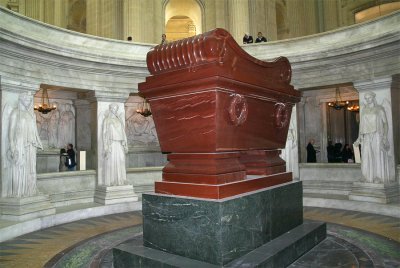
127,32,267,46
327,141,354,163
243,32,267,44
306,139,354,163
126,34,168,45
59,143,76,172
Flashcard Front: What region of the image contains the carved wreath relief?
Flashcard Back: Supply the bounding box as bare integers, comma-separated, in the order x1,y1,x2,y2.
274,102,290,128
228,94,248,126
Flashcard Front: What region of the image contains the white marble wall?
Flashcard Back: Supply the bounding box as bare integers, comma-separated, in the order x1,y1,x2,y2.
0,7,399,210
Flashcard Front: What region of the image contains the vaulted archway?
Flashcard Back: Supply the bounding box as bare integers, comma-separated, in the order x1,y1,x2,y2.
164,0,203,41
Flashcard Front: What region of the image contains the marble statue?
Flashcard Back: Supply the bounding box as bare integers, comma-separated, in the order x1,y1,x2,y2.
281,113,297,177
47,106,60,148
102,103,128,186
7,94,43,197
354,91,391,183
59,103,75,147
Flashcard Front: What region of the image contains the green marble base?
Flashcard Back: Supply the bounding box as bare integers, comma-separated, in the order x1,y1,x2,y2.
113,221,326,267
143,181,304,265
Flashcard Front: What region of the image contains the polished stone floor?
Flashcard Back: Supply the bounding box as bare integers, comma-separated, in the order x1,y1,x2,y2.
0,207,399,267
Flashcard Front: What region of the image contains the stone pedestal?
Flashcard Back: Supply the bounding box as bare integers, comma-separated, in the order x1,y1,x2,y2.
113,182,326,267
94,185,138,205
349,182,399,204
0,195,55,221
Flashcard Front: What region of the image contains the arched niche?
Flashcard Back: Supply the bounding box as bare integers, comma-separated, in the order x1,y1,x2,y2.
165,15,197,41
355,2,400,23
67,0,86,33
164,0,203,41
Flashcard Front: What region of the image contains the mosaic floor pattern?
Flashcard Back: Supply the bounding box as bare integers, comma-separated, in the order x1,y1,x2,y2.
0,208,398,267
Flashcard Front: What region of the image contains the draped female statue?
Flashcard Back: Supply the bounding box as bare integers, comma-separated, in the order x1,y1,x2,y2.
355,91,391,183
102,104,128,186
7,95,43,197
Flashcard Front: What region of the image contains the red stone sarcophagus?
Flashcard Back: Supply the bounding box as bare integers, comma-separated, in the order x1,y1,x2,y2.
139,29,301,199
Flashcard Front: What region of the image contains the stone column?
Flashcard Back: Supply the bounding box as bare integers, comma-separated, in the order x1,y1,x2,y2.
86,0,100,37
322,0,339,32
43,0,54,25
123,0,161,43
90,92,138,205
123,0,141,41
286,0,306,38
74,99,92,170
248,0,277,42
25,0,44,22
53,0,68,28
214,0,228,30
264,0,277,41
0,79,55,221
281,106,299,179
101,0,123,40
349,76,399,203
228,0,249,44
303,0,318,35
204,0,217,31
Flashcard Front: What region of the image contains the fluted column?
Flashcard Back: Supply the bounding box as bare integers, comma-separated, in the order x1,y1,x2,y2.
228,0,249,44
25,0,44,21
153,0,163,44
303,0,318,35
323,0,339,31
141,0,158,43
215,0,228,30
86,0,100,36
264,0,277,41
248,0,257,39
286,0,306,38
204,0,217,31
123,0,141,41
53,0,68,28
101,0,123,39
43,0,54,25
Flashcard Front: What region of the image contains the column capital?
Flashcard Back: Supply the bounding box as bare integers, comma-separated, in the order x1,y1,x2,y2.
353,76,393,92
86,90,129,103
0,78,40,95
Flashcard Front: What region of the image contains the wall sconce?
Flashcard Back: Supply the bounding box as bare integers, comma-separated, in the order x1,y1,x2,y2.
136,96,152,117
347,101,360,112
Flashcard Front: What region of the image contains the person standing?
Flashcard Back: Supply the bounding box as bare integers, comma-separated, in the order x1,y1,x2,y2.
341,144,354,163
243,33,253,44
66,144,76,171
161,34,168,45
327,140,335,163
255,32,267,43
306,139,317,163
59,148,68,172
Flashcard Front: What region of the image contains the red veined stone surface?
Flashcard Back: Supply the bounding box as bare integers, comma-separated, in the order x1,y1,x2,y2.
138,28,301,199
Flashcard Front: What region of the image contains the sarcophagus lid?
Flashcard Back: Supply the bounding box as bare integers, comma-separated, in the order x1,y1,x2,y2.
139,28,301,153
